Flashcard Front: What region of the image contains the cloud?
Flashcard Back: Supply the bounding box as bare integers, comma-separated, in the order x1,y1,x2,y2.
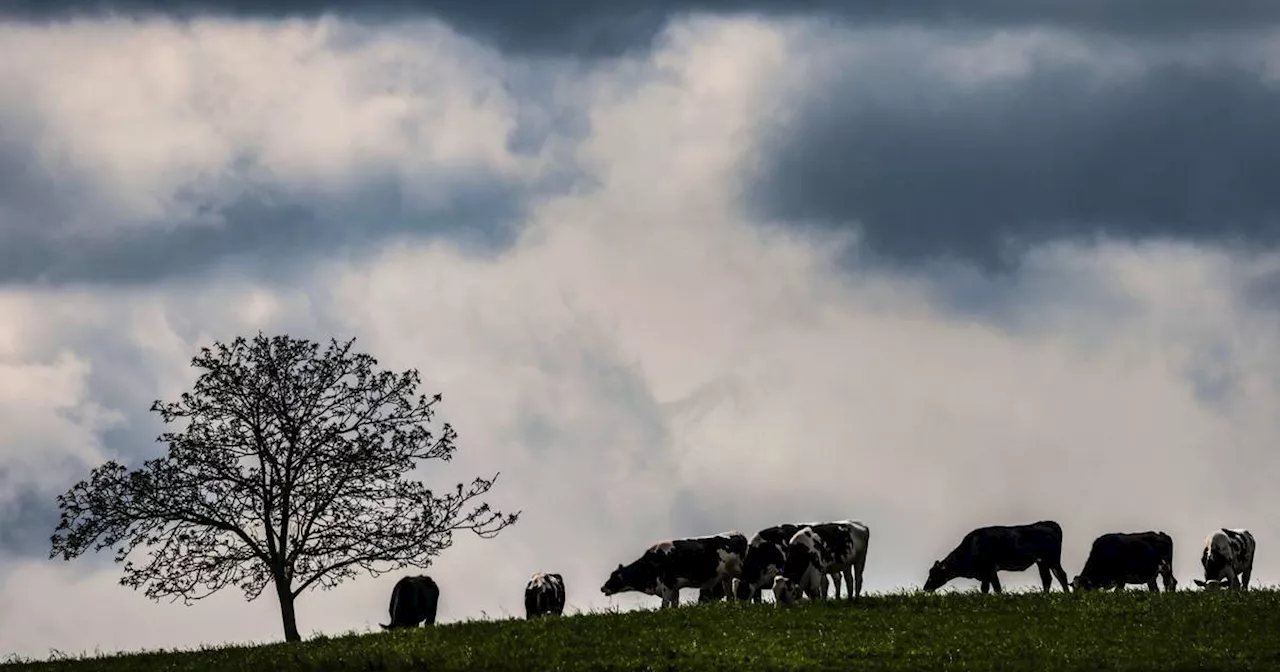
3,1,1280,57
745,28,1280,271
5,11,1280,663
0,18,584,284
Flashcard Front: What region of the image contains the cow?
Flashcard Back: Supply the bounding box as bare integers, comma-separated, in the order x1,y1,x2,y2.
600,531,748,608
1194,528,1255,591
736,523,804,602
924,520,1071,594
773,521,871,605
380,575,440,629
525,572,566,618
1071,531,1177,593
772,573,826,606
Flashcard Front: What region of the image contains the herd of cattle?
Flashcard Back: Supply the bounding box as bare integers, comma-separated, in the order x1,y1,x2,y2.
377,520,1258,628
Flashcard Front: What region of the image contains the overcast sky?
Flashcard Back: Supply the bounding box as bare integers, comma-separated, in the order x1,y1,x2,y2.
3,1,1280,661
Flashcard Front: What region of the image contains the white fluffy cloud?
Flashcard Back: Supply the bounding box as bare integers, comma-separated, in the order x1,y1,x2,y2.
2,12,1280,662
0,16,536,241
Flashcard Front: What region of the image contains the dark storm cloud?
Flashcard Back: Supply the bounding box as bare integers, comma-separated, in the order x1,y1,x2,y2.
2,1,1279,56
749,58,1280,271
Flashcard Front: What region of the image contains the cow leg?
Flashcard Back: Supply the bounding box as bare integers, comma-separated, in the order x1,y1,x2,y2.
843,566,856,602
989,573,1003,594
853,554,866,601
1048,562,1070,592
1160,563,1177,592
1224,566,1241,590
980,579,990,594
1037,563,1053,593
1147,577,1159,593
1241,566,1253,591
830,571,843,600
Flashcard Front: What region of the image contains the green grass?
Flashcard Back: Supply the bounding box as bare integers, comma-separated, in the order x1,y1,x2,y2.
8,590,1280,671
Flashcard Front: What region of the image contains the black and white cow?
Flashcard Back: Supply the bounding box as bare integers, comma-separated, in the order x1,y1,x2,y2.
772,528,830,606
1195,528,1256,591
924,520,1071,593
736,523,804,602
772,521,871,605
380,575,440,629
525,572,566,619
600,532,748,608
1071,531,1177,592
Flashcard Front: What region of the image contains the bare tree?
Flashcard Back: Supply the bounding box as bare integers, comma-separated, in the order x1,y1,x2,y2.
50,333,519,642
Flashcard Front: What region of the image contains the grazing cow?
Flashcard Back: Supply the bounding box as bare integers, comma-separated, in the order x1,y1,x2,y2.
380,575,440,629
525,572,566,619
774,521,871,605
771,573,826,606
1194,528,1256,591
1071,531,1177,593
736,523,804,602
600,531,748,608
924,520,1071,594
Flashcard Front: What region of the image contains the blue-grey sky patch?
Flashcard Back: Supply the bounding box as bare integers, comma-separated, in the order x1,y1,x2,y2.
0,153,547,286
0,489,65,559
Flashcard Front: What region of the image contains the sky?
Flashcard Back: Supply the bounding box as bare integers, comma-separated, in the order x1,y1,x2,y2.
3,0,1280,661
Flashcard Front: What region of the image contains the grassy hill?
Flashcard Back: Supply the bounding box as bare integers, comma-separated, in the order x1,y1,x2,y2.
7,589,1280,671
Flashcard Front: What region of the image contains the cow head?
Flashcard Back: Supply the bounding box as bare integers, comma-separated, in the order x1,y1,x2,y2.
1069,575,1095,593
601,562,653,596
1194,578,1230,590
923,560,954,592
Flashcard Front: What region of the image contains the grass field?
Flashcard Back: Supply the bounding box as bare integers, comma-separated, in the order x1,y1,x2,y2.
7,589,1280,671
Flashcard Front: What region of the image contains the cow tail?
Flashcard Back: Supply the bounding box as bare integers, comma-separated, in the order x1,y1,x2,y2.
381,581,401,629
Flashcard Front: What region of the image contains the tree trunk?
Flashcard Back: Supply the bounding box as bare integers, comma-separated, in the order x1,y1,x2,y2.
275,578,301,643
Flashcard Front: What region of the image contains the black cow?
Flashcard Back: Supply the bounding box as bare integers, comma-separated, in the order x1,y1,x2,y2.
924,520,1071,593
601,532,748,608
380,575,440,629
1195,528,1256,590
736,523,804,602
525,572,566,618
1072,531,1177,592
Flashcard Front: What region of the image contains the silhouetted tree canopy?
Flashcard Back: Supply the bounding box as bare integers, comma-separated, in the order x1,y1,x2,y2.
49,333,519,642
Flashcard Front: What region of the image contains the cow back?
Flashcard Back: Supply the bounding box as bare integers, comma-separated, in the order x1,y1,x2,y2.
808,520,870,568
949,521,1064,574
389,575,439,627
1080,532,1170,583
